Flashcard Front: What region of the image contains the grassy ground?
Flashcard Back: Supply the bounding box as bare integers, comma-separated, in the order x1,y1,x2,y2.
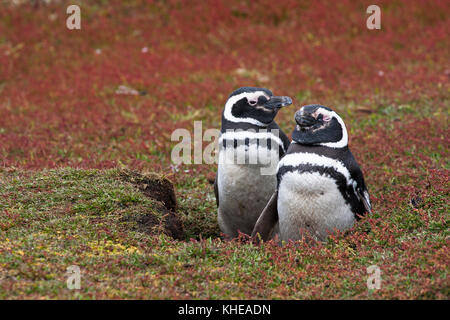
0,158,448,299
0,1,449,299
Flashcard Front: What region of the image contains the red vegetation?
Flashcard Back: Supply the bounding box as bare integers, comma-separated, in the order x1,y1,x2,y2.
0,0,448,170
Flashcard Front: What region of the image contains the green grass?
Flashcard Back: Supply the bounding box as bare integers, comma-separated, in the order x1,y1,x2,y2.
0,160,448,299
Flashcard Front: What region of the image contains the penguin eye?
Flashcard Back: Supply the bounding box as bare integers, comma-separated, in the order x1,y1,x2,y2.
315,111,331,122
248,100,257,106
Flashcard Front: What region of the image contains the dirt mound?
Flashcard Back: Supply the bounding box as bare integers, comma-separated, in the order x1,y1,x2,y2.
119,169,184,239
119,169,177,211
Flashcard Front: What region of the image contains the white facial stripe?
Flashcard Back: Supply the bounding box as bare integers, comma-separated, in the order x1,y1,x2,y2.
223,91,270,126
277,152,353,186
312,109,331,121
318,110,348,148
219,130,286,152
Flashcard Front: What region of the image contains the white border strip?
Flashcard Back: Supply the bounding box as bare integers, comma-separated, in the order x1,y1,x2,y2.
278,152,353,185
219,130,285,152
223,91,270,127
318,110,348,148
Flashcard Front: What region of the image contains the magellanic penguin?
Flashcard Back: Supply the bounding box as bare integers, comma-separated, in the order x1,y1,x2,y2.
215,87,293,238
252,104,372,242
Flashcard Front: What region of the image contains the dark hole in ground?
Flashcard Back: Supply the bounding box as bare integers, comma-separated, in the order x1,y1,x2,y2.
120,169,177,211
119,169,184,240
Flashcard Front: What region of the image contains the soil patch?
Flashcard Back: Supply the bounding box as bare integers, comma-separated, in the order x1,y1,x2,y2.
119,169,184,239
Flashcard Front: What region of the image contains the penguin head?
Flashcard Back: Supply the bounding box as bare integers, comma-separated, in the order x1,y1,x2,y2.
223,87,292,126
292,104,348,148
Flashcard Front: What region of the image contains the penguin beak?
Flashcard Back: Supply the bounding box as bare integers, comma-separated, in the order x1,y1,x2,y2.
264,96,292,109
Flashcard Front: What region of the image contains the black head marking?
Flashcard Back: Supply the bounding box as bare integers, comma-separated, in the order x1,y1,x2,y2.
292,104,347,147
224,87,292,126
228,87,273,99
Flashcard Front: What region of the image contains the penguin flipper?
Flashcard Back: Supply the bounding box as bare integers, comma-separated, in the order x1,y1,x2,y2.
359,189,372,215
213,171,219,207
251,192,278,243
345,150,372,216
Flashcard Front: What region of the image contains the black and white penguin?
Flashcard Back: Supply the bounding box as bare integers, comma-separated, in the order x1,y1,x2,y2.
252,104,372,242
215,87,292,238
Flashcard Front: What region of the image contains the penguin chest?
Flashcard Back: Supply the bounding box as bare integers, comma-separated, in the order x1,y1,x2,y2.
217,148,278,235
277,171,355,241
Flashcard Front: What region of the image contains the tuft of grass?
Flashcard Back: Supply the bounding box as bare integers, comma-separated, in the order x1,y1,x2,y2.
176,174,221,240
